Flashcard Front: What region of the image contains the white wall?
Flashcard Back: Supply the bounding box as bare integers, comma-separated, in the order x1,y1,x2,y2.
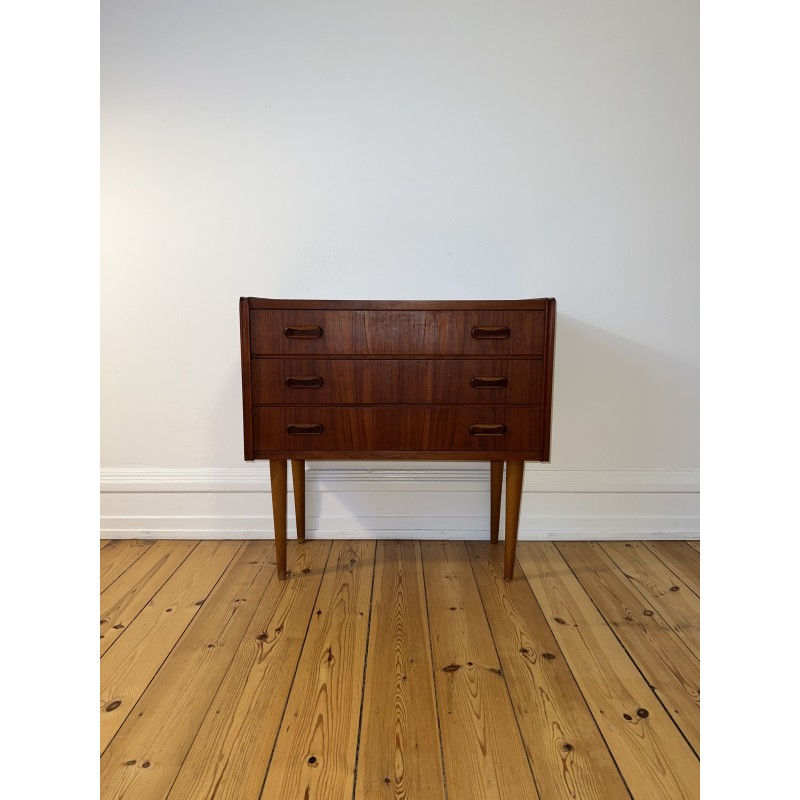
101,0,699,538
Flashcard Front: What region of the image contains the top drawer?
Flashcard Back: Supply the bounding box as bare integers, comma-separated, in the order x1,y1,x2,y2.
249,309,547,356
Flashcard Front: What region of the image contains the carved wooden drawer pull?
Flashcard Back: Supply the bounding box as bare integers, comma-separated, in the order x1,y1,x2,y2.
470,376,509,389
285,376,324,389
287,423,325,435
471,325,510,339
284,325,323,339
469,423,507,436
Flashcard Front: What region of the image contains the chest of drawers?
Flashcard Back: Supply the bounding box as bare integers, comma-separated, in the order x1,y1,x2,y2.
240,298,556,580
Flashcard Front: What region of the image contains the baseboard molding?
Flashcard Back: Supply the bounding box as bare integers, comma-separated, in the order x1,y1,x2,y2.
100,464,699,539
101,464,699,493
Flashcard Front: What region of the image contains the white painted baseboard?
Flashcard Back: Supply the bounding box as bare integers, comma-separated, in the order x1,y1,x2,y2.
100,464,699,540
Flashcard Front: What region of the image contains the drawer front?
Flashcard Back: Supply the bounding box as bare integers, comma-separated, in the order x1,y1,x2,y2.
252,406,542,453
251,358,544,405
249,309,546,356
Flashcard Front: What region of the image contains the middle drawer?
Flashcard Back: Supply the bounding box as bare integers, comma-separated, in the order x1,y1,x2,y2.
251,358,543,405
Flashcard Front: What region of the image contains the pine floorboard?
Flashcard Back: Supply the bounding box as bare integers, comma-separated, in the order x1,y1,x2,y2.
100,541,242,753
100,539,700,799
355,541,445,800
100,540,198,656
260,540,376,800
517,543,699,799
168,540,332,800
422,540,538,799
101,541,273,799
556,542,700,755
467,541,630,800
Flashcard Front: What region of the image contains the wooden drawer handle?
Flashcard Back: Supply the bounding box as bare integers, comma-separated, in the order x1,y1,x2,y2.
287,423,325,435
470,376,508,389
284,325,323,339
285,376,324,389
469,423,507,436
471,325,510,339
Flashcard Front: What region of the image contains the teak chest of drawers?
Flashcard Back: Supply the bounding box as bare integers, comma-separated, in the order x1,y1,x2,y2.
240,298,556,581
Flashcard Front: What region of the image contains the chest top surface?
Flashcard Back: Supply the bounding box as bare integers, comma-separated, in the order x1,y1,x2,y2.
240,298,556,462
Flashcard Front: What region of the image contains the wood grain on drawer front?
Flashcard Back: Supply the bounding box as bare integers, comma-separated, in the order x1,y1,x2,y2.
251,359,544,405
252,406,542,453
249,309,546,356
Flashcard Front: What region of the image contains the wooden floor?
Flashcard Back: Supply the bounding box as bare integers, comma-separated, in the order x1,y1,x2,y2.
100,538,700,800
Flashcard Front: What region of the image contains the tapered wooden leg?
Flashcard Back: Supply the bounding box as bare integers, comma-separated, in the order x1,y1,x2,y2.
291,459,306,542
504,461,525,581
490,461,504,543
270,459,288,579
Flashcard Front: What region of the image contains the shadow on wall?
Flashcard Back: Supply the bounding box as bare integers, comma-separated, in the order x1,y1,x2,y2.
550,314,699,469
213,310,698,471
206,311,699,537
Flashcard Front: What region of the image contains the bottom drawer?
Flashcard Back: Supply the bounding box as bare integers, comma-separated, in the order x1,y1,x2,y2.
252,406,542,454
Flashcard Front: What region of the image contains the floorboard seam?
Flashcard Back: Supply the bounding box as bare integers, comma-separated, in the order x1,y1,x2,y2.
420,542,450,800
351,540,378,800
